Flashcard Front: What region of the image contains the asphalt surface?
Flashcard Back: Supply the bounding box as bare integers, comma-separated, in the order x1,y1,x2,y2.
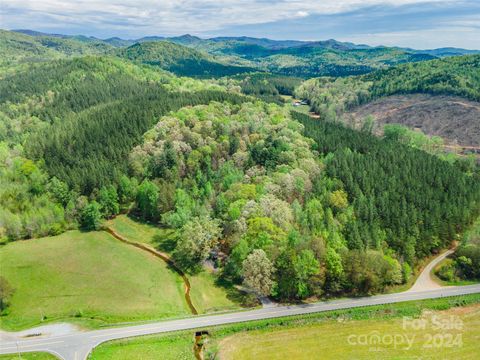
1,284,479,360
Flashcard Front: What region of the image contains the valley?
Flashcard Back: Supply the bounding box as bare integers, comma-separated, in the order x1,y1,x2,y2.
0,24,479,360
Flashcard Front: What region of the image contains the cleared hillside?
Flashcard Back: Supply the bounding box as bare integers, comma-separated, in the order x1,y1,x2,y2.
347,94,480,147
297,55,480,124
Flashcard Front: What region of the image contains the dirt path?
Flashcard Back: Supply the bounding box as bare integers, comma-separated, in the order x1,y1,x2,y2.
407,248,455,293
103,227,198,315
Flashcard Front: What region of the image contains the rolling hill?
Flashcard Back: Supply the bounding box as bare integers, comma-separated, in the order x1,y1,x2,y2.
8,30,479,79
0,30,60,68
0,55,246,193
1,29,479,308
115,41,255,77
175,38,438,77
0,29,113,69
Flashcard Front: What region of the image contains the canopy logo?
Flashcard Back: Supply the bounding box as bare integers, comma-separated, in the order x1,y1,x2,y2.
347,331,416,351
347,313,464,352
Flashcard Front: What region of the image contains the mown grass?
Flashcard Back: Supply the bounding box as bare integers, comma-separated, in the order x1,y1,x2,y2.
219,304,480,359
189,271,244,313
89,333,193,360
0,353,58,360
88,294,480,360
105,215,246,314
105,215,176,250
0,230,190,330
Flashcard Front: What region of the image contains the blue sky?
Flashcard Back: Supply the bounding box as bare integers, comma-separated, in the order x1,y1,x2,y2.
1,0,479,49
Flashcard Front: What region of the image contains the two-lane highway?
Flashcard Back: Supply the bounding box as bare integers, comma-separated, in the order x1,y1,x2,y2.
1,284,480,360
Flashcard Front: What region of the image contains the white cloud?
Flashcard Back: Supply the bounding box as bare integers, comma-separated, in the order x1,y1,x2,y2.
338,26,480,49
2,0,479,48
295,11,309,18
1,0,449,36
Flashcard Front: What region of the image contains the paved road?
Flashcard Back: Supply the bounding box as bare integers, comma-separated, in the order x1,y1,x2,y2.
1,284,479,360
408,248,455,292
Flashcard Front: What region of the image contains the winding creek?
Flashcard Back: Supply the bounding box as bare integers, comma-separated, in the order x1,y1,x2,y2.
103,227,199,315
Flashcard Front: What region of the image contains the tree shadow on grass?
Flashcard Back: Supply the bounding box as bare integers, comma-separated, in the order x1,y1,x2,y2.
215,276,260,308
152,233,177,253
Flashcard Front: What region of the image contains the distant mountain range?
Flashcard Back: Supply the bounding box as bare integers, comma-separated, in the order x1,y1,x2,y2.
13,29,479,55
5,29,479,78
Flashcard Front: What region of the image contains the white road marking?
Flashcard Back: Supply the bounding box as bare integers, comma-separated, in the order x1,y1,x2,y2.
1,285,479,358
1,340,64,350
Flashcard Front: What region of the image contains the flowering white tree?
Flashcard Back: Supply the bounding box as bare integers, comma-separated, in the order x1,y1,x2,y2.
176,216,222,265
242,249,275,297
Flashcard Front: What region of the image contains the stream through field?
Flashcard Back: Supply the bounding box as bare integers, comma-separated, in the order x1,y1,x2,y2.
103,227,198,315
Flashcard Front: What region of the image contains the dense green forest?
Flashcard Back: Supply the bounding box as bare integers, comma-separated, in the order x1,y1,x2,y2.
0,56,246,193
27,88,246,192
1,29,458,79
218,73,303,104
127,101,378,297
118,103,479,299
1,28,479,300
0,56,245,239
116,41,255,77
293,111,480,261
0,144,68,240
0,56,226,145
178,38,439,77
296,54,480,120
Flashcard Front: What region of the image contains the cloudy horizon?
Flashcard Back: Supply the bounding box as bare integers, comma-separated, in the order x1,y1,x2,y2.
2,0,480,49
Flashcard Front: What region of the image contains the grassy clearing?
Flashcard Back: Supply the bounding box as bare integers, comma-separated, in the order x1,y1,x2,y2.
0,230,190,330
219,304,480,359
281,95,311,114
0,353,58,360
189,271,244,314
88,294,480,360
104,215,176,250
88,332,193,360
105,215,246,313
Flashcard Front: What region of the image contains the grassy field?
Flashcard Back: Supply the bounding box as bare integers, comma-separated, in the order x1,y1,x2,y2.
189,271,244,313
0,353,57,360
106,215,246,314
89,332,193,360
105,215,176,249
88,294,480,360
0,230,190,330
219,305,480,359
